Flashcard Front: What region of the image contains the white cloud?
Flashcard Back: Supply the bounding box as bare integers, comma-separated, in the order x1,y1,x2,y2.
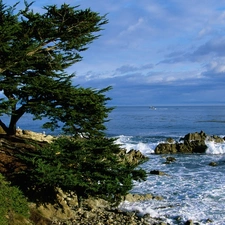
5,0,225,105
204,59,225,75
125,17,144,33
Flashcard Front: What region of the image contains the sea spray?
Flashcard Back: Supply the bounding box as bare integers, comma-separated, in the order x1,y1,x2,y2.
114,135,161,154
206,141,225,154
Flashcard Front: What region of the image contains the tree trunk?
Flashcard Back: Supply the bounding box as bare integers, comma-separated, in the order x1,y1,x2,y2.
8,111,25,135
0,117,17,135
77,194,83,208
76,186,86,208
0,106,26,135
8,119,17,135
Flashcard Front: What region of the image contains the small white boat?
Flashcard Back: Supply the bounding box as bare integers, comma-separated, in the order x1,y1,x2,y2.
149,106,156,110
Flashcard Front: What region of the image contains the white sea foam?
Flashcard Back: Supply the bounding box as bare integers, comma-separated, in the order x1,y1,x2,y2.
120,175,225,224
113,133,225,224
119,201,160,218
114,135,156,154
119,151,225,225
205,141,225,154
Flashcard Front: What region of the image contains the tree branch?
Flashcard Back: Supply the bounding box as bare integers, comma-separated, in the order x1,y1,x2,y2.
0,40,57,73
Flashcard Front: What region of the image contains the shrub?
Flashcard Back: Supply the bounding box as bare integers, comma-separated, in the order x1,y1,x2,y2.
0,174,29,225
17,136,147,207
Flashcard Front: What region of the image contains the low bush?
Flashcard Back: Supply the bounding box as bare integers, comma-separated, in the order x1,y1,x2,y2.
0,174,29,225
17,136,147,207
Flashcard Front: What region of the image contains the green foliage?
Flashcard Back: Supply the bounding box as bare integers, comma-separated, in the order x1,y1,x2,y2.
33,85,113,137
0,1,109,135
0,0,147,209
17,137,147,206
0,173,29,225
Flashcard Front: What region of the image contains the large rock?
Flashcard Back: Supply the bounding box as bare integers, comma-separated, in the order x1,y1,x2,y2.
119,149,148,166
181,130,207,142
17,129,54,143
124,193,163,202
181,130,224,143
155,131,224,154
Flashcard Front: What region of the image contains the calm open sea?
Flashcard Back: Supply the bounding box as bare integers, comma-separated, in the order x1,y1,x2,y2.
3,105,225,224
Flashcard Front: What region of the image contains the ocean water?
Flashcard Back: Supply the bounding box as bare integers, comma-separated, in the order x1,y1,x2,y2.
2,105,225,224
105,106,225,225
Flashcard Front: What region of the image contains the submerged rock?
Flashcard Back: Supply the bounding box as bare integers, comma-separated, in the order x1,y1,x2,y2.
149,170,167,176
184,219,194,225
165,156,176,164
209,161,218,167
166,156,177,162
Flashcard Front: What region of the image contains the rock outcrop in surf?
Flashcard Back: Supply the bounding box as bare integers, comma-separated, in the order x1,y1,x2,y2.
155,131,225,154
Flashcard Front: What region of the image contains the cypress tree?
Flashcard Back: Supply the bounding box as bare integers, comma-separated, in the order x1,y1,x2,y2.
0,1,109,136
17,136,147,206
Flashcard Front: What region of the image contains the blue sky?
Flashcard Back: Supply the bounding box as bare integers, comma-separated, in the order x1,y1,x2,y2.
7,0,225,106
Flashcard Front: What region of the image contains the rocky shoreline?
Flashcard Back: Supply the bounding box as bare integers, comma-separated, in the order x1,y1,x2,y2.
29,192,166,225
0,129,161,225
1,130,220,224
